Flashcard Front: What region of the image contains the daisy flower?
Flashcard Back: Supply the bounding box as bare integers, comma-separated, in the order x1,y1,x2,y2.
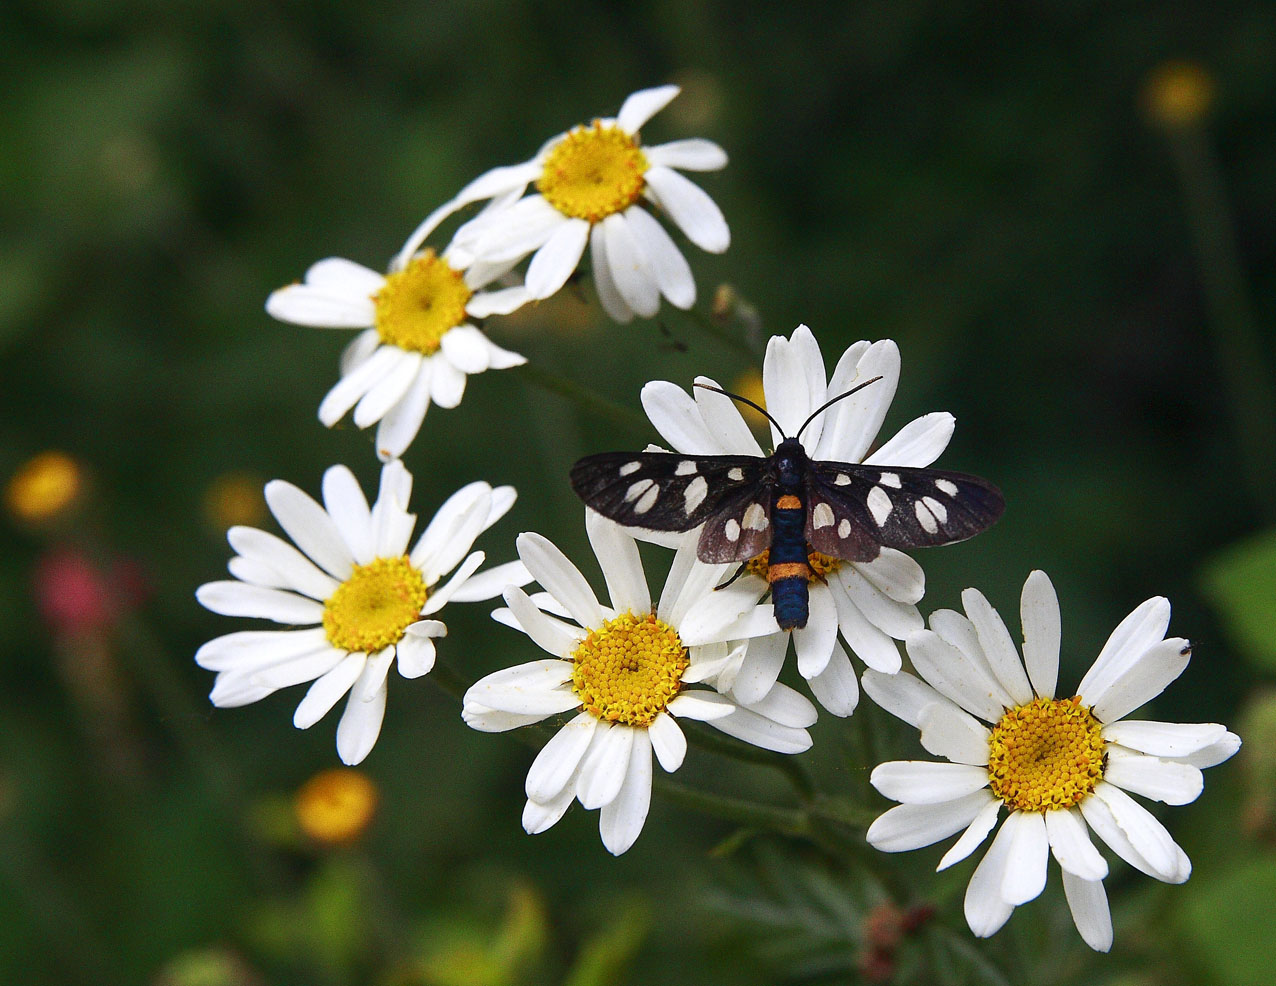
266,244,530,461
462,510,814,856
398,84,729,324
863,571,1240,951
640,324,959,715
195,460,531,764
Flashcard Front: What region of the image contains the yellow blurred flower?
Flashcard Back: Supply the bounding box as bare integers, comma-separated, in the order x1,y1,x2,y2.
731,368,770,431
5,450,83,525
202,472,266,531
294,768,378,845
1143,61,1214,128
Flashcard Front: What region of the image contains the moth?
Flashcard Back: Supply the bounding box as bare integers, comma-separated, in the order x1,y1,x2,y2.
570,378,1004,631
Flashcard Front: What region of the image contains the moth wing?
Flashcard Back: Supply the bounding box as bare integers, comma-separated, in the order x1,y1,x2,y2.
806,461,1004,558
695,485,776,563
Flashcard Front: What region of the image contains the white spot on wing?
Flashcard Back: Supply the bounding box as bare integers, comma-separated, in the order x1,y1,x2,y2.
915,499,939,534
879,472,902,489
724,519,741,542
728,467,744,482
624,478,654,503
743,503,769,530
922,496,948,524
684,476,708,515
835,473,852,486
620,461,642,477
635,484,660,514
837,518,852,538
867,486,893,526
812,502,835,529
935,478,959,496
675,460,698,476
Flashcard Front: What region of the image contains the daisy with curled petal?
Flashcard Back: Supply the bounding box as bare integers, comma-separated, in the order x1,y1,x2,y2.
195,460,532,765
862,570,1240,952
642,324,957,716
462,510,814,856
397,84,729,324
266,242,530,461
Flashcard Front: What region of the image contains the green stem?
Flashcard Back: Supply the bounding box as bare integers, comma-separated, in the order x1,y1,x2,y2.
516,363,651,435
1168,126,1276,521
653,777,810,837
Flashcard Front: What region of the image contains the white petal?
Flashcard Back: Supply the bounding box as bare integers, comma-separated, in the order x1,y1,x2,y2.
616,84,680,133
1086,637,1192,723
708,707,812,754
196,581,324,624
762,328,822,446
464,701,553,734
439,325,490,374
963,819,1017,938
429,355,467,409
525,217,590,299
599,730,653,855
226,526,340,601
409,481,489,575
1045,806,1109,881
336,674,388,764
1087,782,1185,882
485,486,518,529
458,195,563,264
339,328,380,375
1061,871,1113,952
648,713,686,772
1077,596,1172,703
321,465,375,566
740,681,817,729
464,658,578,716
1020,570,1060,699
1172,731,1241,768
691,375,762,455
226,555,282,589
624,206,695,310
447,560,533,603
1100,720,1228,758
641,380,718,453
576,724,635,809
465,284,532,318
727,630,788,706
794,584,838,678
905,630,1009,723
451,161,542,210
831,589,903,673
374,360,432,461
862,412,956,468
1103,747,1203,805
819,340,899,464
667,690,736,721
420,550,486,615
369,459,416,558
644,138,727,172
962,588,1033,705
225,644,344,692
585,510,649,613
867,789,995,852
856,549,925,605
500,586,584,657
395,631,436,678
294,654,366,729
643,166,729,253
525,712,598,802
861,668,951,730
523,786,575,835
318,346,401,427
870,761,991,805
837,566,924,640
516,532,604,629
918,703,991,766
599,212,659,317
937,798,1003,870
674,584,763,654
806,643,860,717
353,350,423,428
264,479,355,580
999,810,1049,906
195,627,330,672
265,282,376,328
588,221,634,323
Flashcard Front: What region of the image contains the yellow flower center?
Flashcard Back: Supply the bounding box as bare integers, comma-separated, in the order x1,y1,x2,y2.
6,450,83,523
322,556,428,653
537,122,649,223
987,696,1106,812
295,767,379,844
373,250,472,355
570,611,688,728
745,548,842,582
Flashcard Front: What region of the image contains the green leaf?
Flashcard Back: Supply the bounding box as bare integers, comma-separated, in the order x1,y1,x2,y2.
1199,529,1276,670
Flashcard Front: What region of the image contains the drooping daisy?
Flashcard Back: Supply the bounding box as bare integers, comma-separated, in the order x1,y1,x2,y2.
398,85,729,324
196,461,531,764
266,246,530,461
462,510,814,855
640,324,961,715
863,571,1240,951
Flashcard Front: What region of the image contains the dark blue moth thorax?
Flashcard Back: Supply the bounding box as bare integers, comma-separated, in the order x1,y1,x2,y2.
768,439,812,630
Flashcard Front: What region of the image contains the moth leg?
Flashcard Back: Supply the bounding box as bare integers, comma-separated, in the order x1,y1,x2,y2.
715,563,750,591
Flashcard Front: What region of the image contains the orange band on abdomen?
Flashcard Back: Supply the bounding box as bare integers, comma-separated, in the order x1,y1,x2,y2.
776,494,802,510
768,562,809,582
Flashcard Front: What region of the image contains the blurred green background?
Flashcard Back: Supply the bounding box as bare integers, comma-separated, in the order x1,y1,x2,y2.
2,1,1274,984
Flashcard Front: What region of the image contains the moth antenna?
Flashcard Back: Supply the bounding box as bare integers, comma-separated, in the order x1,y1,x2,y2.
693,383,788,437
794,376,883,442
